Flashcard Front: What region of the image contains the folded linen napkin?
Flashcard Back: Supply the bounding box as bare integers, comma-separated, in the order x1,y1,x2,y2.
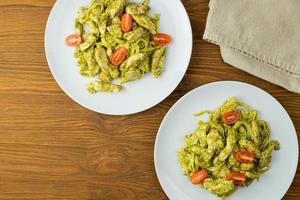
203,0,300,93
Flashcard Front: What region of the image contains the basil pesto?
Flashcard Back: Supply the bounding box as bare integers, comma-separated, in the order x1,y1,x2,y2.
178,97,280,199
72,0,169,93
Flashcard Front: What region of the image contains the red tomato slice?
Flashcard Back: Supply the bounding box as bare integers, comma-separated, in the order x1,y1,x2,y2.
234,150,254,163
191,169,209,185
222,111,240,125
121,14,133,33
226,172,246,185
153,33,172,46
65,34,83,47
111,47,128,66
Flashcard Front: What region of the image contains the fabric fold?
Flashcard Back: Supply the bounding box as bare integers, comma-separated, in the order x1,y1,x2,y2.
203,0,300,93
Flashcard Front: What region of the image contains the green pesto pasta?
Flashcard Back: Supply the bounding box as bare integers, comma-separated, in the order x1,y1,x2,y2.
72,0,169,93
178,97,280,199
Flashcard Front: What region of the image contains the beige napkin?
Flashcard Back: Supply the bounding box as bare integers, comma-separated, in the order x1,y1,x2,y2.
203,0,300,93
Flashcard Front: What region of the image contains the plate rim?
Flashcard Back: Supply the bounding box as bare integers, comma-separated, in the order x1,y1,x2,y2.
44,0,193,115
154,80,299,200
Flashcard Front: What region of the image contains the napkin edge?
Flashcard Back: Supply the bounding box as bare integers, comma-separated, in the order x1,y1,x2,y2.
203,30,300,78
220,46,300,93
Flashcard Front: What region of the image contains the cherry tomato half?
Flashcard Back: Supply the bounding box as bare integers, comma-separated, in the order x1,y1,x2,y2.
153,33,172,46
65,34,83,47
111,47,128,66
222,111,240,125
191,169,209,185
226,171,246,185
121,13,133,33
234,150,255,163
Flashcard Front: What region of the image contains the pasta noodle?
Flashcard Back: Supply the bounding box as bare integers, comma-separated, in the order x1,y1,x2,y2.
178,97,280,199
72,0,168,93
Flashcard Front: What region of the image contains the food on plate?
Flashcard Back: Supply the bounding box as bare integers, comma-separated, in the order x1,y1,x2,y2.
178,97,280,199
65,0,172,93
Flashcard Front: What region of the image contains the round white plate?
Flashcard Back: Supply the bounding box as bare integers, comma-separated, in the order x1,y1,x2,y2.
45,0,192,115
154,81,298,200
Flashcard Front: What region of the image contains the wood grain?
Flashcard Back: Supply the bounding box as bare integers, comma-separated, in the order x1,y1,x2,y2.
0,0,299,199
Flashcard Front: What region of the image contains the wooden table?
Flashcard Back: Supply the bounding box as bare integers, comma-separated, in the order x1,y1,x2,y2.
0,0,299,199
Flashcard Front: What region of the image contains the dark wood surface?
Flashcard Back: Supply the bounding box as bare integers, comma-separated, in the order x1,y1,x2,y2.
0,0,299,199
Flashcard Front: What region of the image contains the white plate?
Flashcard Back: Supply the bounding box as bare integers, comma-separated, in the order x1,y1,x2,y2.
45,0,192,115
154,81,298,200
